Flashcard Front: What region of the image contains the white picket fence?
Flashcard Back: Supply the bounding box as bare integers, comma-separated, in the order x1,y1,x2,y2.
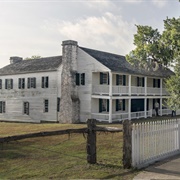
132,119,180,168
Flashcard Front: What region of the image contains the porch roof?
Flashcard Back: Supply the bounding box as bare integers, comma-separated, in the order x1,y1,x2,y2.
80,47,174,78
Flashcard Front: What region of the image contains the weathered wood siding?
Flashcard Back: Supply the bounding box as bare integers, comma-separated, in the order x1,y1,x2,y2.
0,67,62,122
77,48,110,122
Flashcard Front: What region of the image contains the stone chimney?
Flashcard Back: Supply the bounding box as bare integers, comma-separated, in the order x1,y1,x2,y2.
59,40,80,123
10,56,23,64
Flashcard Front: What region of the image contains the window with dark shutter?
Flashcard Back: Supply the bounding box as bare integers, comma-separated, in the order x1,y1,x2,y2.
0,79,2,89
44,99,49,112
27,77,36,88
142,77,145,87
123,75,126,86
137,77,140,87
0,101,6,113
24,102,29,115
33,78,36,88
81,73,85,85
76,73,80,86
11,79,13,89
5,79,13,89
99,99,102,113
42,76,49,88
42,77,44,88
19,78,25,89
57,97,60,112
123,99,125,111
19,78,21,89
46,77,49,88
116,99,123,111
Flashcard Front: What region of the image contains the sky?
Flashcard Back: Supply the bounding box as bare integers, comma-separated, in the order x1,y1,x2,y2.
0,0,179,68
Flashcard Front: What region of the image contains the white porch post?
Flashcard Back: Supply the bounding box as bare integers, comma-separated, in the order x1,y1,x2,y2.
144,98,147,118
109,71,113,123
145,77,147,96
128,98,131,120
129,75,131,96
160,78,163,96
160,98,162,116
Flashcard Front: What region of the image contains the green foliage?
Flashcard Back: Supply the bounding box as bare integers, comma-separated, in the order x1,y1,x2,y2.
126,17,180,68
25,55,41,60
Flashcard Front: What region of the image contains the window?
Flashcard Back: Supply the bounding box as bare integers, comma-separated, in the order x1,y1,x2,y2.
100,73,109,84
18,78,25,89
44,99,48,112
0,101,6,113
153,79,160,88
137,77,144,87
42,76,49,88
116,99,125,111
24,102,29,115
116,75,126,86
99,99,109,112
5,79,13,89
76,73,85,86
57,97,60,112
27,77,36,88
0,79,2,89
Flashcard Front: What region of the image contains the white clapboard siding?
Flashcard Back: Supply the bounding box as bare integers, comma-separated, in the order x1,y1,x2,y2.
132,119,180,168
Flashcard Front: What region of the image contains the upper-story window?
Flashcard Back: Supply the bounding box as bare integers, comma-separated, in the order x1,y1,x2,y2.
100,72,109,85
18,78,25,89
42,76,49,88
0,101,6,113
0,79,2,89
137,77,144,87
5,79,13,89
76,73,85,86
116,75,126,86
27,77,36,89
153,79,160,88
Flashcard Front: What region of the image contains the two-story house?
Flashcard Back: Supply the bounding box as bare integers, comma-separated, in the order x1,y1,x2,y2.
0,40,174,123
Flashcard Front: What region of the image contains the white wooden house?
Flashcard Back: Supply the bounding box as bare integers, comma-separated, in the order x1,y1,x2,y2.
0,40,174,123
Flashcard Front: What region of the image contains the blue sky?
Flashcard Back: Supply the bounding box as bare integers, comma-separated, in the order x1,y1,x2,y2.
0,0,179,68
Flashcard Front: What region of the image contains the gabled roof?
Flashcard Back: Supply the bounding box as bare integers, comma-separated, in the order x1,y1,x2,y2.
80,47,174,78
0,56,62,75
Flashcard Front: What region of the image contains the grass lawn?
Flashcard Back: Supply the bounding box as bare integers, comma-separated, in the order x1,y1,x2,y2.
0,122,138,180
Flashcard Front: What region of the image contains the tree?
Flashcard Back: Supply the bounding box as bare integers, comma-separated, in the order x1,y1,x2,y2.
25,55,41,60
126,16,180,110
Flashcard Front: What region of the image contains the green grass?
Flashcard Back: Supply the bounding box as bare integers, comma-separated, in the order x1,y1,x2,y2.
0,122,138,180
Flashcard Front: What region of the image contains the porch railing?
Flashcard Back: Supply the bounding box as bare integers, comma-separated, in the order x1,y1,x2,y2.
92,85,169,96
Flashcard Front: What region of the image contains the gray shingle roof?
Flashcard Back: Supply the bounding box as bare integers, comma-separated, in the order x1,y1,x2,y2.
80,47,174,78
0,56,62,75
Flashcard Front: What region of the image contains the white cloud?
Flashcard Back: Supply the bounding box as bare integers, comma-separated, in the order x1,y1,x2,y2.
124,0,143,4
45,12,136,55
152,0,168,8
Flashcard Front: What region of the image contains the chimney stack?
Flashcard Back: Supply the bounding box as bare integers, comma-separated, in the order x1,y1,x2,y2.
10,56,23,64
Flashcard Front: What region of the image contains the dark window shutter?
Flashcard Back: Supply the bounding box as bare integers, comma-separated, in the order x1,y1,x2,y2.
116,99,119,111
46,77,49,88
5,79,7,89
28,78,30,88
81,73,85,85
57,97,60,112
153,79,155,87
123,99,125,111
142,77,145,87
158,79,160,88
123,75,126,86
116,75,119,85
0,79,2,89
100,72,103,84
34,78,36,88
19,78,21,89
147,99,149,111
2,101,5,113
137,77,139,87
107,99,109,112
99,99,102,113
153,99,155,109
11,79,13,89
76,73,80,86
42,77,44,88
22,78,25,89
108,73,109,85
0,102,2,113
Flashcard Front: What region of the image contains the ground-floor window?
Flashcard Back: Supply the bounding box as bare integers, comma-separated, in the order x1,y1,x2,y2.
24,102,29,115
116,99,125,111
99,99,109,112
44,99,49,113
0,101,6,113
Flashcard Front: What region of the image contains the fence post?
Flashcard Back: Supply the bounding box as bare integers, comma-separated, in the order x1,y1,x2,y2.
123,119,132,169
87,119,97,164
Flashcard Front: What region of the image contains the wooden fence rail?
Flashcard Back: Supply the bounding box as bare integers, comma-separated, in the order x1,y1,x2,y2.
0,119,122,166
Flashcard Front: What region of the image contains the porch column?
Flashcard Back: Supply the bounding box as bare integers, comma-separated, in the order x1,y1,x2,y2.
109,71,113,123
109,97,112,123
145,77,147,95
160,98,162,116
129,75,131,96
144,98,147,118
160,78,163,96
109,71,113,96
128,99,131,120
